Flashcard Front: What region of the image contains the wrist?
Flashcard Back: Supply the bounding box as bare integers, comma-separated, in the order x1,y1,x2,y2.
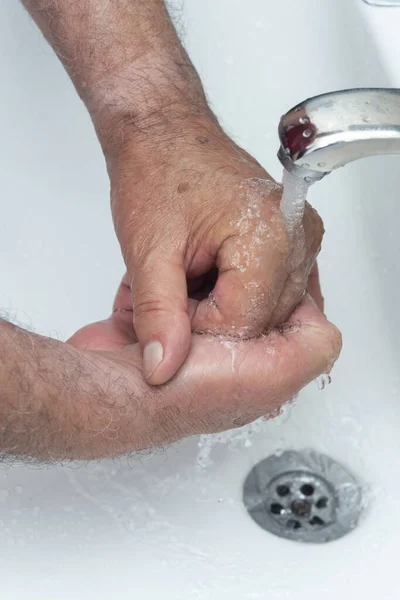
84,55,219,158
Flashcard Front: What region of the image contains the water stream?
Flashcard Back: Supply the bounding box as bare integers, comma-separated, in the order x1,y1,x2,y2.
280,168,312,235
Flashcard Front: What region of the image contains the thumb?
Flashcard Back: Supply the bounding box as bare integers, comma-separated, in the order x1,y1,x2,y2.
130,252,191,386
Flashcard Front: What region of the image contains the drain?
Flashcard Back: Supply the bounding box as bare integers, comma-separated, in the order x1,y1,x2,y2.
243,450,363,544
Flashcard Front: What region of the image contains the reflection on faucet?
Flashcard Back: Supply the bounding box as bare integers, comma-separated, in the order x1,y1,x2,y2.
278,88,400,183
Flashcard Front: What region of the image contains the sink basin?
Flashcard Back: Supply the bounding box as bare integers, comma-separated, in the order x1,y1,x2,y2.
1,0,400,598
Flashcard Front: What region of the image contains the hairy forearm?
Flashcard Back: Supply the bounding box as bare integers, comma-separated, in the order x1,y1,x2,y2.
0,320,146,462
22,0,217,153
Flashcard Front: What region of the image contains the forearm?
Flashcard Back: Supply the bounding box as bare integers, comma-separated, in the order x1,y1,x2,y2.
22,0,218,154
0,320,145,462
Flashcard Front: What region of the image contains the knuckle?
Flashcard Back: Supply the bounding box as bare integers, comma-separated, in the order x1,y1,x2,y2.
132,297,171,323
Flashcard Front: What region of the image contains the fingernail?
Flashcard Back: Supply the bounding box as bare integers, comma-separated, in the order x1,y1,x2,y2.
143,341,164,380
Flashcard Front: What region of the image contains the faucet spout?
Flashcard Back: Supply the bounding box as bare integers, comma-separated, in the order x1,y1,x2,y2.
278,88,400,183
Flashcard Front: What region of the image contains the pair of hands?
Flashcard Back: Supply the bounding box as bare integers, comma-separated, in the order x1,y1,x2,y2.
63,126,341,455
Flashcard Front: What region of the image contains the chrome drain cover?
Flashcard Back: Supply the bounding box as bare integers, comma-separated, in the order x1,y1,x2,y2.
243,450,363,543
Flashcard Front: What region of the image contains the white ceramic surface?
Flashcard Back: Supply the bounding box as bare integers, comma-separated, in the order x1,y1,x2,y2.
1,1,400,598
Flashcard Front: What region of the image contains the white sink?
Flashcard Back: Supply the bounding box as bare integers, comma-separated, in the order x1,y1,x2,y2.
1,0,400,597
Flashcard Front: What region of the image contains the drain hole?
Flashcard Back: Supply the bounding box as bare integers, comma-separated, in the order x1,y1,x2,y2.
300,484,314,497
270,503,284,515
291,499,311,518
287,519,302,530
310,516,325,527
276,485,290,497
316,497,328,509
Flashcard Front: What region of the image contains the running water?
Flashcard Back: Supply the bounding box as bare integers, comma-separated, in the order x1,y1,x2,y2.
280,169,312,235
280,168,333,394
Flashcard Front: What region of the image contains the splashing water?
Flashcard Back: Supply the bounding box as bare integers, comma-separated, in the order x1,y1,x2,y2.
197,419,269,468
196,396,299,468
280,169,312,235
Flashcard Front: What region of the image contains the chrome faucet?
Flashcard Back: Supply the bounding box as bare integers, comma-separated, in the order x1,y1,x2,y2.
278,88,400,183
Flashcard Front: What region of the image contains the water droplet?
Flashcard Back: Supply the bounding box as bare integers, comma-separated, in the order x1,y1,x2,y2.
316,374,332,390
294,107,301,113
363,116,371,123
302,129,313,138
318,162,326,168
301,163,310,168
299,116,310,124
304,176,313,184
284,147,291,156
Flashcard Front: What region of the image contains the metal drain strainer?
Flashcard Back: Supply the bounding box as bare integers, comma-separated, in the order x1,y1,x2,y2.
243,450,363,543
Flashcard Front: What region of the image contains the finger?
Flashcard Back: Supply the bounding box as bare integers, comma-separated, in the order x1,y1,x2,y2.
67,318,135,350
192,181,289,336
67,274,137,350
113,272,133,313
307,262,324,312
109,272,138,341
130,251,191,386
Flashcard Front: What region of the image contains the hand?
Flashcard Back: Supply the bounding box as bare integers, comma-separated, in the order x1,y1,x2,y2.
65,273,341,458
107,120,323,385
